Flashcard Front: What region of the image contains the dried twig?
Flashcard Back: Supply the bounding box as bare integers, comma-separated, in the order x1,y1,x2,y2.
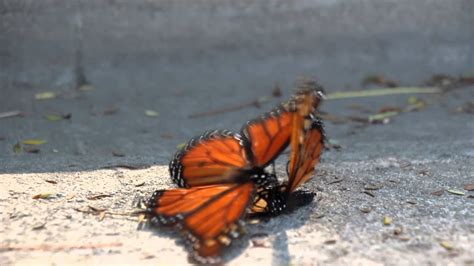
73,206,144,217
326,87,441,100
362,191,376,197
327,177,345,185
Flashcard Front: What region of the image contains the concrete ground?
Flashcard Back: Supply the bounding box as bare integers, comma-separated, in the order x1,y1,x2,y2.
0,0,473,265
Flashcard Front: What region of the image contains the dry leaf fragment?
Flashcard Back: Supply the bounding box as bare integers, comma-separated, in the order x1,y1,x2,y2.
324,239,337,245
13,142,22,153
327,176,345,185
251,234,271,248
439,241,454,251
346,115,369,123
417,169,431,176
137,214,146,225
134,182,145,187
393,226,403,235
0,110,23,119
348,104,372,113
459,75,474,84
87,194,113,200
362,191,375,197
425,74,456,87
453,101,474,114
379,106,402,113
24,147,40,154
35,91,56,100
248,219,261,225
406,96,427,112
362,75,399,87
313,213,325,219
32,222,46,230
32,193,53,199
144,110,159,117
44,114,63,121
447,189,465,196
78,84,94,91
431,190,444,196
383,216,393,225
112,150,125,157
45,180,57,184
98,211,106,221
368,111,399,124
160,133,173,139
398,160,412,168
272,85,282,97
251,240,270,248
44,113,71,121
22,139,46,145
65,194,76,200
326,139,342,150
364,184,383,190
463,183,474,191
141,254,155,260
103,108,119,115
398,236,411,241
88,205,107,212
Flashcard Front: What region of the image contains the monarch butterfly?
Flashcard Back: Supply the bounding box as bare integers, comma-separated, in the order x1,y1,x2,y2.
146,170,276,263
286,115,325,194
251,115,326,216
146,81,325,262
146,129,281,263
170,80,324,189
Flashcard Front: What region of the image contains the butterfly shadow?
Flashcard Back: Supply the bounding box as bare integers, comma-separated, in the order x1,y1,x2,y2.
138,189,318,264
220,190,320,264
138,220,199,260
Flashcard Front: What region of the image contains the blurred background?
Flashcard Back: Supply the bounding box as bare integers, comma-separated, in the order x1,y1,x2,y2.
0,0,473,171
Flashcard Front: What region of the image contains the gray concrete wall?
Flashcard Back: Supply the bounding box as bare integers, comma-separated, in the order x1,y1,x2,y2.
1,0,473,89
0,0,473,171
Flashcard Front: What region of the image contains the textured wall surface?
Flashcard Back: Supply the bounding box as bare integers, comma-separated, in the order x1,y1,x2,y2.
1,0,473,88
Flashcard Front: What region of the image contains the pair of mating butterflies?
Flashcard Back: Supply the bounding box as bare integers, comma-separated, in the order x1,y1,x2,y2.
145,81,326,263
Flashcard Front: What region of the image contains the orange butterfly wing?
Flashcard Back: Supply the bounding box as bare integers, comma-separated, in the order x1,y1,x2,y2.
243,81,324,168
170,81,324,189
287,117,325,193
287,82,324,179
170,130,251,187
241,105,294,167
147,183,254,261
